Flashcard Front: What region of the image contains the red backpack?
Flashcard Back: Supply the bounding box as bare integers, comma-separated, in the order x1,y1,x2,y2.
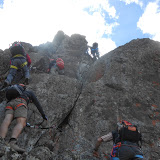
56,58,64,70
26,54,31,67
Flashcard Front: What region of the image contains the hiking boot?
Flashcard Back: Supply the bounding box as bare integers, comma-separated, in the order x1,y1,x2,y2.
3,82,7,87
9,139,25,153
24,78,29,85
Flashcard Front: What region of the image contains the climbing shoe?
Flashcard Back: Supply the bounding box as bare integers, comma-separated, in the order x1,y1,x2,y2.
9,139,25,153
24,78,29,85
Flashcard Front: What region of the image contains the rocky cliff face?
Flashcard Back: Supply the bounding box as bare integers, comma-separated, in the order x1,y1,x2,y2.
0,31,160,159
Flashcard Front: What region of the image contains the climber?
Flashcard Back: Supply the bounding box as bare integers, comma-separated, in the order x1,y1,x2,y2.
0,84,48,153
93,120,143,160
3,42,30,88
47,59,56,73
12,52,32,84
88,42,99,60
47,58,64,74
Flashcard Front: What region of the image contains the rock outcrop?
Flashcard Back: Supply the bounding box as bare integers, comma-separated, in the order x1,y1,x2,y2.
0,32,160,160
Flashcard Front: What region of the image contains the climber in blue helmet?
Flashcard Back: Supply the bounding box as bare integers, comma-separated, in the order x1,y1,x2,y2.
88,42,99,60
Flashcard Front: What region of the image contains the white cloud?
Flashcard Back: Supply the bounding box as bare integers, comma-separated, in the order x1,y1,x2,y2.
137,1,160,41
0,0,118,56
120,0,143,8
98,38,116,56
73,0,118,19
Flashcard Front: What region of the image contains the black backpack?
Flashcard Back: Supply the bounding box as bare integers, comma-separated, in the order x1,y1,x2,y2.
10,42,26,57
6,84,25,101
118,121,142,144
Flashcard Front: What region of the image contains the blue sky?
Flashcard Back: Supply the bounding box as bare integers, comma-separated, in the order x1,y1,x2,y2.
0,0,160,56
109,0,153,47
110,1,146,46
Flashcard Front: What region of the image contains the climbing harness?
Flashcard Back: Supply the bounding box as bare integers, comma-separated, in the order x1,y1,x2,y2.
111,142,121,158
13,54,26,58
10,61,27,70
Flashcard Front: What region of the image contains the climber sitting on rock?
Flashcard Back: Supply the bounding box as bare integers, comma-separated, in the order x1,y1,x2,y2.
47,58,64,75
3,42,30,88
0,84,48,153
88,42,99,60
93,120,143,160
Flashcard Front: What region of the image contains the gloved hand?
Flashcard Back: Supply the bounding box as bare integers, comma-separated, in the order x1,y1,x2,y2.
43,115,48,120
47,69,50,73
93,150,99,158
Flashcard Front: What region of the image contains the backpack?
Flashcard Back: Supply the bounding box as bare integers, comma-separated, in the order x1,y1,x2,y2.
118,120,142,143
6,84,25,101
56,58,64,70
26,54,31,67
10,42,26,57
111,121,142,158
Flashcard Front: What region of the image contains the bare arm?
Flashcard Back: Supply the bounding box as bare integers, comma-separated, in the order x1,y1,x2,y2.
94,137,103,151
93,132,112,158
94,132,113,151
